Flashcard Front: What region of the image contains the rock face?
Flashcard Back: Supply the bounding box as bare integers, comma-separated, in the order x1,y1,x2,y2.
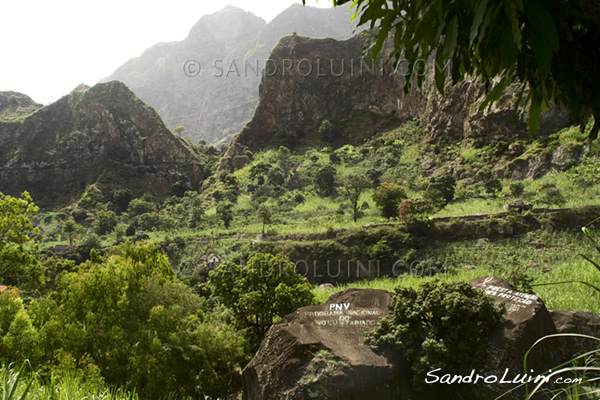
102,5,359,145
224,33,570,167
550,310,600,361
468,277,559,400
0,82,204,207
245,279,566,400
242,288,410,400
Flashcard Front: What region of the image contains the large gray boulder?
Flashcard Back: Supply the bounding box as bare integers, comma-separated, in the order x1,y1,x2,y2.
243,279,565,400
550,310,600,361
242,288,412,400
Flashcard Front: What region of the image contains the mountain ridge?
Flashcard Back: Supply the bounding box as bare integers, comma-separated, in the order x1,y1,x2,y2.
0,81,204,207
102,5,360,145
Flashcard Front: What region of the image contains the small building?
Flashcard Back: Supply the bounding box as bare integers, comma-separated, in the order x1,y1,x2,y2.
200,253,221,269
0,285,7,294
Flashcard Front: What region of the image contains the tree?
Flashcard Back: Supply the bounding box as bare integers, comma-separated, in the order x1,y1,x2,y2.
256,205,272,235
94,210,118,235
372,182,407,219
174,125,185,138
312,0,600,138
216,202,233,229
112,189,133,214
476,166,503,196
365,281,504,390
343,173,371,222
0,192,44,288
208,253,315,345
426,174,456,205
32,242,248,399
62,219,82,246
314,164,337,197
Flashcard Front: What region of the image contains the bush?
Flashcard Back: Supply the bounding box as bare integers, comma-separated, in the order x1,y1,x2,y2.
94,210,117,235
372,182,407,219
426,174,456,205
209,253,316,346
365,281,505,390
127,198,154,218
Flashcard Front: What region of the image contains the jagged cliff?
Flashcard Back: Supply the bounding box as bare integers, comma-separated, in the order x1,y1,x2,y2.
0,81,204,207
102,5,359,145
222,32,571,169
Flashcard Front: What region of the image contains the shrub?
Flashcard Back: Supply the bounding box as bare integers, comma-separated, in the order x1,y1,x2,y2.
365,281,505,390
94,210,117,236
208,253,315,346
509,181,525,197
372,182,407,219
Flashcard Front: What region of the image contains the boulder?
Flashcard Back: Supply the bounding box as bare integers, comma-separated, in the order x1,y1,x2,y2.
242,288,413,400
244,280,563,400
550,310,600,361
467,277,559,400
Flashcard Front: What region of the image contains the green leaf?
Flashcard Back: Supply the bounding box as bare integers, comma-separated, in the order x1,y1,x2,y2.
524,0,559,52
500,26,519,67
531,32,553,80
442,16,459,60
470,0,490,44
480,78,509,111
504,1,522,50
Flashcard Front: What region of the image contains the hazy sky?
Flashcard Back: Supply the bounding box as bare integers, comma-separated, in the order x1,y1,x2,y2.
0,0,333,105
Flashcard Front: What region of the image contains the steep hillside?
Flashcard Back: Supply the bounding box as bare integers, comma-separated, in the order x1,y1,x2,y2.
223,32,570,168
102,5,359,145
0,81,204,207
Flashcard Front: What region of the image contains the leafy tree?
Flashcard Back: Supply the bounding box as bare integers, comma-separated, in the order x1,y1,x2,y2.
112,189,133,214
427,174,456,205
216,202,234,229
128,198,154,217
31,242,248,399
372,182,407,219
319,119,337,142
0,192,44,288
314,164,337,197
343,173,371,222
94,210,117,235
257,205,272,235
170,181,190,198
365,281,504,390
62,219,82,246
476,166,503,195
315,0,600,138
208,253,315,344
174,125,185,138
509,181,526,197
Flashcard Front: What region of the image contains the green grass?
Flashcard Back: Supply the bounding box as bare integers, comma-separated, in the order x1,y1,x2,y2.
313,230,600,314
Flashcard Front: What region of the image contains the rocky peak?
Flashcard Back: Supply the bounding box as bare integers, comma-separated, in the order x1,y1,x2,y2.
222,32,570,168
185,6,266,49
0,81,204,207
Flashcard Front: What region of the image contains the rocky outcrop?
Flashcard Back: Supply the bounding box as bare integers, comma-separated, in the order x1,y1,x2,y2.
242,288,409,400
550,310,600,361
244,279,568,400
0,82,204,207
225,33,570,167
102,5,359,145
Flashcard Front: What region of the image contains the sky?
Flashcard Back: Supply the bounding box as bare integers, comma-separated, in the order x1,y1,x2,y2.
0,0,333,105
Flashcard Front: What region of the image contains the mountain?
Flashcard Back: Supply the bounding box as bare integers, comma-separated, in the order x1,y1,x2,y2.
221,32,571,169
0,81,204,207
102,5,360,145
